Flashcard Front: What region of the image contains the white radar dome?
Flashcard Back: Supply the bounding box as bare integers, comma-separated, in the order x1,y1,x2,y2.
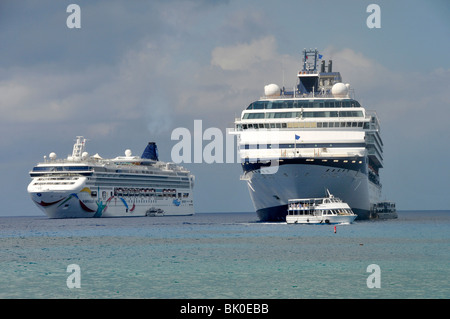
49,152,57,160
82,152,89,159
264,84,281,97
125,149,132,157
331,83,349,98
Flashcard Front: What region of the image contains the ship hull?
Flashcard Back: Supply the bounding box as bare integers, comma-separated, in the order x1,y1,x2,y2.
29,188,194,219
242,156,379,221
286,214,357,225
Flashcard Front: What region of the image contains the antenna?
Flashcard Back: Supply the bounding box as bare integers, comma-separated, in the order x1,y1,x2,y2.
72,136,87,158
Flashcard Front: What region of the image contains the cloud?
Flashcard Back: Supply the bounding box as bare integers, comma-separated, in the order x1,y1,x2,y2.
150,36,303,132
211,36,278,71
0,39,178,142
321,47,450,139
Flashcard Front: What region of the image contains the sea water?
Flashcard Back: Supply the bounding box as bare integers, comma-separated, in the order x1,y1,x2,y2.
0,211,448,299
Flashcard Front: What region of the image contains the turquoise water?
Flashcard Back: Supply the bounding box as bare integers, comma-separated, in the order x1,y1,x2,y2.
0,211,448,299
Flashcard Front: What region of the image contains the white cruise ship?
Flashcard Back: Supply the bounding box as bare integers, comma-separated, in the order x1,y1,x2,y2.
232,49,383,221
28,136,194,218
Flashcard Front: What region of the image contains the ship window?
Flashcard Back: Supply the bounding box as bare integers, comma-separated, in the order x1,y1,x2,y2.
245,99,362,110
246,113,265,119
247,102,264,110
323,122,328,128
271,101,282,109
295,101,304,108
329,122,334,128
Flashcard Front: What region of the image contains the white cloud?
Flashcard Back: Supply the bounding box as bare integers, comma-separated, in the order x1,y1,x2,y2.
321,47,450,139
160,36,303,131
211,36,278,71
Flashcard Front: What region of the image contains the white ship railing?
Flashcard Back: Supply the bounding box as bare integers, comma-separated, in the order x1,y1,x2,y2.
239,149,365,160
259,89,355,100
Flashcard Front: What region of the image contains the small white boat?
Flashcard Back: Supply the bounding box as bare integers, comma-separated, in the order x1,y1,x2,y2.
286,190,357,225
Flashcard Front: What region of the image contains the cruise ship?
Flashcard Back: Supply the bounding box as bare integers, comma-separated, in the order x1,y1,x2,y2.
232,49,383,221
27,137,194,218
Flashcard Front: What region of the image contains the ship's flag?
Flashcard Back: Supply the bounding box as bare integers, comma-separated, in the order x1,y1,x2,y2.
318,54,323,59
295,134,300,140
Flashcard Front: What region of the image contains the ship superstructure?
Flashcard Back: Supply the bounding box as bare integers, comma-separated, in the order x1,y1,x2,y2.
232,49,383,221
28,136,194,218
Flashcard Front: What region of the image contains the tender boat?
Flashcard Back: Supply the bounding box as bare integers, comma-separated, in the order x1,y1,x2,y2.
286,190,357,224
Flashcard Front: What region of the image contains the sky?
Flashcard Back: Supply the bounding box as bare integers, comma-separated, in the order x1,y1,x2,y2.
0,0,449,216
